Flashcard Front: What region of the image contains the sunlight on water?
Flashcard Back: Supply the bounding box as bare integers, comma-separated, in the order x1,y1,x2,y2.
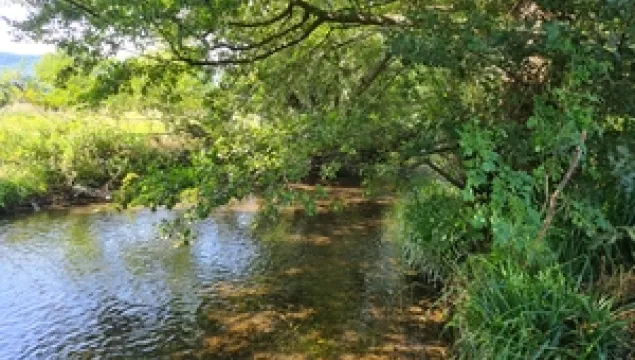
0,200,446,359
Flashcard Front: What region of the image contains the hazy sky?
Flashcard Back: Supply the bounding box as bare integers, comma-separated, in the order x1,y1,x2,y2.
0,2,54,54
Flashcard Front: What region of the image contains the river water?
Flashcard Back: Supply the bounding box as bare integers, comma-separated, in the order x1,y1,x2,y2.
0,197,446,359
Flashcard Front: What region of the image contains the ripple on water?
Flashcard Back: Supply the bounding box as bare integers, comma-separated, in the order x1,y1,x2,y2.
0,201,447,359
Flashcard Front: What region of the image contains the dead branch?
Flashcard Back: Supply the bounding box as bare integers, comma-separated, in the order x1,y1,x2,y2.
535,130,587,244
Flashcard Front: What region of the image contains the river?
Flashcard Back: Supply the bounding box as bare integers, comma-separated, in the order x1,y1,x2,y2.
0,194,447,359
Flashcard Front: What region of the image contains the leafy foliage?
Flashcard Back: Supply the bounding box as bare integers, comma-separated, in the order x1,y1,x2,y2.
5,0,635,357
0,111,176,211
390,179,482,282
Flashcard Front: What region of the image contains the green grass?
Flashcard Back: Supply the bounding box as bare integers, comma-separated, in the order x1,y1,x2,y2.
450,255,632,359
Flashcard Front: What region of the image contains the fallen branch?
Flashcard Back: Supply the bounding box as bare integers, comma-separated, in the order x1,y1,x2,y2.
72,184,112,201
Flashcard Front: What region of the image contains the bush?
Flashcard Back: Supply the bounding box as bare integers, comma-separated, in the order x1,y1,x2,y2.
0,166,49,210
389,180,484,282
0,111,174,211
450,256,631,359
0,178,22,209
548,166,635,281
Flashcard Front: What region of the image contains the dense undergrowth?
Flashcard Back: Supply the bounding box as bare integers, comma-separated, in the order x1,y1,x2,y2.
0,108,180,212
391,172,635,358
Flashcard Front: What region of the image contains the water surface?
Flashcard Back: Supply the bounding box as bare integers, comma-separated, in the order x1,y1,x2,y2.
0,198,446,359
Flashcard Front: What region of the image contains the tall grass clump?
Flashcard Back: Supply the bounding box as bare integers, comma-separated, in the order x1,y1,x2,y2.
552,227,635,285
389,179,484,282
450,255,632,359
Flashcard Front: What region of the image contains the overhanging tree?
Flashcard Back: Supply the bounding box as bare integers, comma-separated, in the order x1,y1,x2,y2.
8,0,635,257
6,1,635,356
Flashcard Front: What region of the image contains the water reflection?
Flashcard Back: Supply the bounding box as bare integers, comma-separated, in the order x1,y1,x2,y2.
192,203,447,359
0,196,447,359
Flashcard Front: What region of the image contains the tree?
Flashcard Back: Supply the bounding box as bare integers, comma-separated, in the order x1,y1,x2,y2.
8,1,635,356
9,0,634,236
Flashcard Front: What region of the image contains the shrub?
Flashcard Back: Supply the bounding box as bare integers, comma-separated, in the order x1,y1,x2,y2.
389,180,484,282
0,166,49,210
0,111,174,211
0,178,21,209
548,152,635,281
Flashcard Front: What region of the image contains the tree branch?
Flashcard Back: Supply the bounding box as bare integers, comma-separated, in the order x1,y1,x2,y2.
204,12,310,53
173,19,324,66
60,0,100,18
61,0,411,66
228,3,294,28
423,159,465,189
535,130,587,244
293,0,406,26
355,52,394,96
421,144,459,157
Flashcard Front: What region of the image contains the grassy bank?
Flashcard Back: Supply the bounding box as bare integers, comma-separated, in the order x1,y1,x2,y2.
0,107,181,213
389,179,635,358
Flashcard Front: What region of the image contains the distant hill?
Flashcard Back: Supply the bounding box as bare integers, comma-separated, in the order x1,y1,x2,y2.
0,52,40,75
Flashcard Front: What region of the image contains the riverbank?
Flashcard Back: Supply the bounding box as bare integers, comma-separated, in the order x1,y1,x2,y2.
0,182,393,216
0,108,184,214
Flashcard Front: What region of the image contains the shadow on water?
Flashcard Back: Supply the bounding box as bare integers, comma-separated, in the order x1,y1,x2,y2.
0,193,448,359
184,201,448,359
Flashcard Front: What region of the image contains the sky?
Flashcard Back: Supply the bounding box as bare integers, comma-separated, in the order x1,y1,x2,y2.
0,2,54,55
